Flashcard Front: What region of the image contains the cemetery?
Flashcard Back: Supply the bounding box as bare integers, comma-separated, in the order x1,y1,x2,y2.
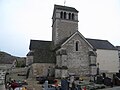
40,71,120,90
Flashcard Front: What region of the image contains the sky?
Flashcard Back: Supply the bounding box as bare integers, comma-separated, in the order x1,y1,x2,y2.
0,0,120,57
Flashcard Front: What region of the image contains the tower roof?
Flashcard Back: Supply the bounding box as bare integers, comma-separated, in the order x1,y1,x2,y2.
54,4,78,12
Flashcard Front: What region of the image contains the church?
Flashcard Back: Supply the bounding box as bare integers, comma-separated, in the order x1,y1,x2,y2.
26,5,119,79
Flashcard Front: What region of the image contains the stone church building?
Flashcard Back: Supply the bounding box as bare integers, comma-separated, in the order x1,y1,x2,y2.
27,5,119,79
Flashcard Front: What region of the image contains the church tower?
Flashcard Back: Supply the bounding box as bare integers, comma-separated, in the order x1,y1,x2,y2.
52,5,79,47
52,5,97,78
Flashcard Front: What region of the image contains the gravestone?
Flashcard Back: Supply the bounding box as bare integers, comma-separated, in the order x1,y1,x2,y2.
61,78,69,90
96,76,103,84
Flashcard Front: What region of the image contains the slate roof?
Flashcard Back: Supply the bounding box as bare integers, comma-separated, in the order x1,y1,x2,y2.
116,46,120,50
29,38,117,64
54,4,78,12
86,38,117,50
29,40,51,50
29,40,56,63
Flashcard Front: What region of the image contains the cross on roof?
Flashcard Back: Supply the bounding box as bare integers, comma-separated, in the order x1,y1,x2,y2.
64,0,66,6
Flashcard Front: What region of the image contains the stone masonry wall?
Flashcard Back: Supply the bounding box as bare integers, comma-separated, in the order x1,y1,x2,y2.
56,20,78,45
31,63,55,77
61,34,92,76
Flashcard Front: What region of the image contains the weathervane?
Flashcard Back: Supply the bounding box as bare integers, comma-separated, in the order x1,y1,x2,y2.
64,0,66,6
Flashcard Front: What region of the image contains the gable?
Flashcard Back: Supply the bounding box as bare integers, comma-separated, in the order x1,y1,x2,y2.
61,31,93,49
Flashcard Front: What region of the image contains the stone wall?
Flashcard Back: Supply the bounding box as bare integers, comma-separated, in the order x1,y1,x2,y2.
31,63,55,77
56,20,78,45
61,34,93,76
26,56,33,66
52,9,78,46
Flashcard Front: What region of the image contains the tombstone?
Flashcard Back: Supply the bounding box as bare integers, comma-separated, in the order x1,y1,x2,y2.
96,76,103,84
103,77,112,86
116,73,120,78
47,67,51,77
113,74,120,86
71,81,76,90
43,80,56,90
44,80,48,89
102,73,106,78
61,78,69,90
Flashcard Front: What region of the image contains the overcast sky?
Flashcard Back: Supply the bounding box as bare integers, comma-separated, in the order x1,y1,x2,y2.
0,0,120,57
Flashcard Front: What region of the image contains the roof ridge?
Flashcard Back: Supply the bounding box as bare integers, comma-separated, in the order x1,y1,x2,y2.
54,4,76,9
54,4,78,12
31,39,51,42
86,38,108,41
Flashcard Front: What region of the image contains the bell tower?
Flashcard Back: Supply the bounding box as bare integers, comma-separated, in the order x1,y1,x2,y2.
52,5,79,47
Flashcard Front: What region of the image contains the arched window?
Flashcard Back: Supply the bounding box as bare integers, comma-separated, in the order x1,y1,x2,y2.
72,13,74,20
76,41,79,51
60,12,63,19
64,12,66,19
69,13,71,20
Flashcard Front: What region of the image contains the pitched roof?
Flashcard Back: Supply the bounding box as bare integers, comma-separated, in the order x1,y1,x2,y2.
54,4,78,12
29,40,56,63
116,46,120,51
29,40,51,50
86,38,117,50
